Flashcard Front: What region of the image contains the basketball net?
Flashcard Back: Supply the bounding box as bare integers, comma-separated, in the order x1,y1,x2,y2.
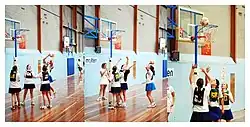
106,33,123,50
199,25,218,55
17,34,26,49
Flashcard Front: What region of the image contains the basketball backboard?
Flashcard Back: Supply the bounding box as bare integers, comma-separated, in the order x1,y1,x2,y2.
99,18,117,40
177,6,204,42
5,18,21,40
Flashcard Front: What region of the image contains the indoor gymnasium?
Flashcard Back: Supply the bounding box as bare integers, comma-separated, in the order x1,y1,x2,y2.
5,5,245,122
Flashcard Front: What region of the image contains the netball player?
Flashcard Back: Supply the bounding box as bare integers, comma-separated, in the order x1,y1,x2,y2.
145,63,156,108
205,67,225,122
189,64,213,122
97,63,109,101
38,65,52,109
166,84,175,121
43,54,56,98
77,59,83,81
20,64,37,106
119,57,135,107
220,83,234,122
9,65,21,110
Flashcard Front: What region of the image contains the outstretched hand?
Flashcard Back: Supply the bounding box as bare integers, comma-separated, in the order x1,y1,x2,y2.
200,67,206,73
206,66,211,73
192,64,197,69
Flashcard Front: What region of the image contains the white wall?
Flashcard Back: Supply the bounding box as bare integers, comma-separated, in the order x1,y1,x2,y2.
137,5,156,52
236,5,245,58
5,5,37,49
100,5,134,50
178,5,231,57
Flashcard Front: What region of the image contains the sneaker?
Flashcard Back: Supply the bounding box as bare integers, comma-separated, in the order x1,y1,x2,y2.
118,101,123,105
15,102,18,106
147,104,153,108
117,103,125,108
40,105,46,109
147,103,156,108
96,97,102,101
31,101,35,106
11,106,15,110
102,96,107,100
151,102,156,108
47,105,52,108
123,103,127,108
108,102,115,109
108,105,115,110
20,101,25,106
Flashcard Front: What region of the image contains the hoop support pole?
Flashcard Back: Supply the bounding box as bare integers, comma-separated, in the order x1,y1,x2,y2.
14,25,17,57
194,25,198,65
110,31,113,58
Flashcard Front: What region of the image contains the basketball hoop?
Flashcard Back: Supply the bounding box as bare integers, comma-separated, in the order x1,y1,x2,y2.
189,24,218,48
107,36,117,41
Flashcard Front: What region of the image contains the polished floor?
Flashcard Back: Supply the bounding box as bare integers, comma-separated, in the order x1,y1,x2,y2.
84,79,169,122
5,76,169,122
5,76,84,122
5,76,244,122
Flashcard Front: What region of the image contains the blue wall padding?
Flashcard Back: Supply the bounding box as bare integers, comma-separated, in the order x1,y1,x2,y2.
67,58,75,76
162,60,168,78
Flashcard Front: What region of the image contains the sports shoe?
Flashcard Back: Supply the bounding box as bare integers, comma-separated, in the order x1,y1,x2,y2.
102,96,107,100
96,97,102,101
40,105,46,109
118,101,123,105
47,105,52,108
11,106,15,110
20,101,25,106
31,101,35,106
151,102,156,108
108,101,115,109
108,105,115,110
147,102,156,108
123,102,127,108
147,104,153,108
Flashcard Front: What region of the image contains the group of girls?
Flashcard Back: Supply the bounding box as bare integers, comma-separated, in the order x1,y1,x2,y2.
8,54,56,110
96,57,164,110
189,64,234,122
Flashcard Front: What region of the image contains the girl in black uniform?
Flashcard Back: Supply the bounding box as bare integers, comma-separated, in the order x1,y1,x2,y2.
38,65,52,109
120,57,135,107
20,64,37,106
9,65,21,110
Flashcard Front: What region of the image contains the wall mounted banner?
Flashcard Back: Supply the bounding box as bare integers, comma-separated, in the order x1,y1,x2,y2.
167,68,174,78
85,57,99,64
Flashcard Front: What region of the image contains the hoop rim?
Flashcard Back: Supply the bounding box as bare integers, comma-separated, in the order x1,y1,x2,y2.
17,28,30,31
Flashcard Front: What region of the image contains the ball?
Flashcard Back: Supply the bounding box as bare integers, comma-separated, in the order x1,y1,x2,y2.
200,17,209,26
149,60,154,64
49,53,54,57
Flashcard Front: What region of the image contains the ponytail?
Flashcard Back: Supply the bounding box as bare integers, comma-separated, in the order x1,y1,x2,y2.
149,65,155,76
196,78,204,92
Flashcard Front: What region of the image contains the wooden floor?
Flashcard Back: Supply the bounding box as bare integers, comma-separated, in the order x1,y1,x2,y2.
84,79,169,122
5,76,84,122
6,76,169,122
